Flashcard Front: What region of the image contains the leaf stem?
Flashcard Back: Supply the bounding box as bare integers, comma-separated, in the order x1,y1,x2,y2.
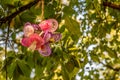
41,0,45,20
39,31,44,36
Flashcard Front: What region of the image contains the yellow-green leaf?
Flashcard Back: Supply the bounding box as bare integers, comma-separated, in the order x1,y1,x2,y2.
65,17,81,41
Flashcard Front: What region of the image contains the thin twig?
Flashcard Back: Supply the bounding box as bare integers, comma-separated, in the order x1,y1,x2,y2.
101,62,120,71
4,21,10,80
0,0,41,24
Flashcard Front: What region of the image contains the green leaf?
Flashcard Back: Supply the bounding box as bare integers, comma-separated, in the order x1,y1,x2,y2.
65,17,81,41
58,25,65,33
44,3,55,18
65,60,74,73
7,61,16,78
30,6,42,15
20,11,36,23
11,32,16,40
16,75,31,80
62,64,70,80
35,65,44,78
26,55,34,68
63,6,75,16
17,60,31,77
13,66,21,80
2,56,15,72
105,47,117,58
91,54,99,62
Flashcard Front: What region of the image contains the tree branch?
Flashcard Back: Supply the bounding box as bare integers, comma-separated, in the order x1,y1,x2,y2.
103,1,120,10
0,0,41,24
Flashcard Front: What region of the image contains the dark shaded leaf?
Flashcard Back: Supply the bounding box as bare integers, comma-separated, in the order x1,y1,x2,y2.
11,32,16,40
17,60,31,77
62,64,70,80
20,11,36,22
65,60,74,73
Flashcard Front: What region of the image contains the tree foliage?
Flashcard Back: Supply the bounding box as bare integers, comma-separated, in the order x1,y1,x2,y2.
0,0,120,80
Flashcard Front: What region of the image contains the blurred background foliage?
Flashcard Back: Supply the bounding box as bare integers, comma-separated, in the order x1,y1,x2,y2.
0,0,120,80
